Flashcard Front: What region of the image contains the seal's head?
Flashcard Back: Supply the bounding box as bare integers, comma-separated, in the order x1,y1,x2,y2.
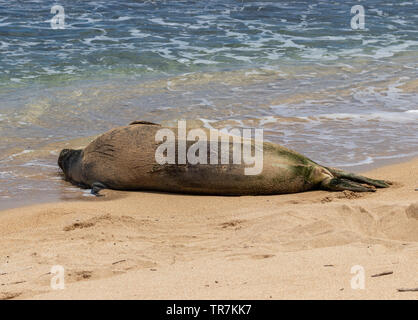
58,149,83,180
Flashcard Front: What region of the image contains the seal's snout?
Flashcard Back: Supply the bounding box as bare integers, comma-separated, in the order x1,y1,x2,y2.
58,148,84,185
58,148,74,172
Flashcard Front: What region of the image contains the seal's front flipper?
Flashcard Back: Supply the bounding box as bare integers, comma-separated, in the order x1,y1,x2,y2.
321,177,376,192
325,167,390,188
91,182,107,196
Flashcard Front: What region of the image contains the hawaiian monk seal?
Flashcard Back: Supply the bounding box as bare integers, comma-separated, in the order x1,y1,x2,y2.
58,121,389,195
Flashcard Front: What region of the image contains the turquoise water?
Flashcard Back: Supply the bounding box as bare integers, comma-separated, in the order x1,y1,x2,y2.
0,0,417,207
1,1,417,86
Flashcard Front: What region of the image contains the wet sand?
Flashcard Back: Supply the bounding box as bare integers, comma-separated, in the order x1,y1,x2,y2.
0,158,417,300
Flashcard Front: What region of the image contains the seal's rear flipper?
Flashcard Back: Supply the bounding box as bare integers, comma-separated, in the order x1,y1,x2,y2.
91,182,107,196
321,177,376,192
324,167,390,188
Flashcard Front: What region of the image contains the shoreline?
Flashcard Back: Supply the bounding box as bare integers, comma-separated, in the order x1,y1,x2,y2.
0,157,417,299
1,154,417,213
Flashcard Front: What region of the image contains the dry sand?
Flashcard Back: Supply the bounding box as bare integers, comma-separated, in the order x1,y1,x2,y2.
0,158,417,300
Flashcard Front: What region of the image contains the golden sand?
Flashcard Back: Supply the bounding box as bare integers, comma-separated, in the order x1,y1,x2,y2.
0,158,417,299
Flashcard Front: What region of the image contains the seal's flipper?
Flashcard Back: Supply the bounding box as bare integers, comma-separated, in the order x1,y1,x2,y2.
321,177,376,192
325,167,390,188
91,182,107,196
129,121,160,126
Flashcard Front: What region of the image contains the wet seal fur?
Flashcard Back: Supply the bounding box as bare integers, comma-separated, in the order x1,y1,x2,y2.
58,121,390,196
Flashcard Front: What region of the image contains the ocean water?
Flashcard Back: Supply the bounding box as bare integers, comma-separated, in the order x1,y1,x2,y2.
0,0,417,208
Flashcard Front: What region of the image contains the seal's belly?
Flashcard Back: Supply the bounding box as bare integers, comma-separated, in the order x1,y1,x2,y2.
116,160,315,195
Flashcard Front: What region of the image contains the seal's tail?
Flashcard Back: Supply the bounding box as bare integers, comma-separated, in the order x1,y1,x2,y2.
320,167,391,192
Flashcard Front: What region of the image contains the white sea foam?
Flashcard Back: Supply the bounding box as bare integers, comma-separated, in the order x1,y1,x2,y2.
149,18,184,27
334,150,418,168
14,150,33,156
21,161,57,168
1,150,34,162
22,75,38,79
332,156,374,167
156,48,177,60
112,16,132,21
310,111,418,123
82,35,119,46
0,171,14,179
76,13,103,24
373,40,418,59
197,98,215,107
192,59,218,65
223,53,252,63
259,116,278,126
0,41,9,49
199,118,217,129
41,67,61,75
128,29,151,38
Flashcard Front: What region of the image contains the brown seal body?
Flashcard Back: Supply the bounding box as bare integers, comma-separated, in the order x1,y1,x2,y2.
58,121,389,195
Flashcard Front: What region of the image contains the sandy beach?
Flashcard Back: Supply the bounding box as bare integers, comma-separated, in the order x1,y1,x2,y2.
0,157,416,300
1,0,417,303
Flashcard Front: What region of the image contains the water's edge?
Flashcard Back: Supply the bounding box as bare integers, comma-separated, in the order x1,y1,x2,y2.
1,155,416,213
